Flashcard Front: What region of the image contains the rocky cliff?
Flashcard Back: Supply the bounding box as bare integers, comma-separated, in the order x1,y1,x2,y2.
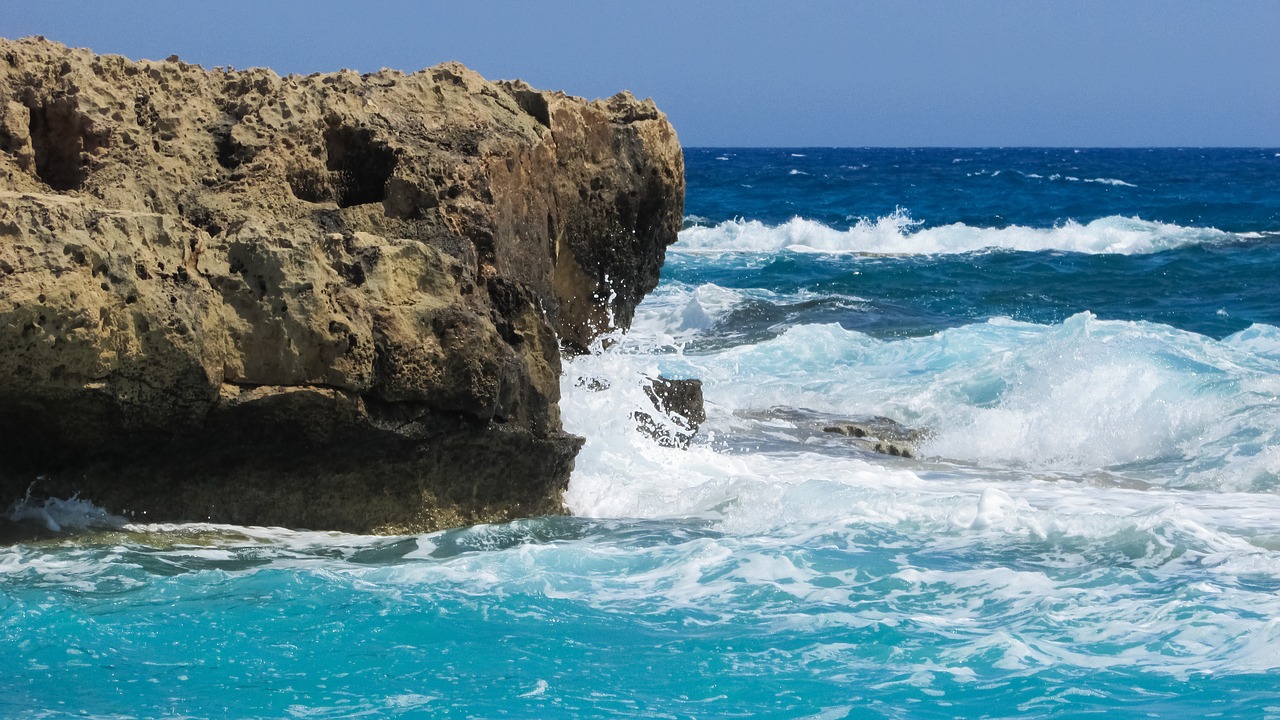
0,37,684,532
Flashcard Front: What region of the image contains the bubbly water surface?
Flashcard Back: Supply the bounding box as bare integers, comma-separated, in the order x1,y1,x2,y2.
6,148,1280,719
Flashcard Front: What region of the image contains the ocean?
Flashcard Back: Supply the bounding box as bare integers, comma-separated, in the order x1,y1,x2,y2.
5,148,1280,719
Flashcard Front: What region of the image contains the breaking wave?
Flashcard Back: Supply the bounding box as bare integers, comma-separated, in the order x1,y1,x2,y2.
677,212,1247,255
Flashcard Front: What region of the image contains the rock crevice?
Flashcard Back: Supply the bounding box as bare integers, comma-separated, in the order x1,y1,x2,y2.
0,37,684,532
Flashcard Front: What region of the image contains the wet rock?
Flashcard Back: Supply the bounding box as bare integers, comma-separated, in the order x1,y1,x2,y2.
823,416,928,459
0,37,684,533
634,377,705,449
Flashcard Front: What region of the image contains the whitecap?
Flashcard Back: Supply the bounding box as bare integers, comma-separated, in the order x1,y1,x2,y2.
518,679,549,698
1084,177,1138,187
673,211,1242,255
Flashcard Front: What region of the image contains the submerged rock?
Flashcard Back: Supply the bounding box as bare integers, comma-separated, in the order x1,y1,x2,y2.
634,376,706,449
823,416,928,459
0,37,684,532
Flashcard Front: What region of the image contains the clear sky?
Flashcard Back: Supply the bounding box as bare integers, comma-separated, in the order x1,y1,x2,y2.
2,0,1276,147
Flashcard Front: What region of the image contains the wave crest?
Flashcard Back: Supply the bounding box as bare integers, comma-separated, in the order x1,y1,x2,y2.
676,212,1243,255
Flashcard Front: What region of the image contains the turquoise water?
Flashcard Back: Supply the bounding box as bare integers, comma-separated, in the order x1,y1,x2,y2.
6,148,1280,718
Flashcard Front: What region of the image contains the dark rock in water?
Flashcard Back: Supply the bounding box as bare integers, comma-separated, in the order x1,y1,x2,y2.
823,416,928,459
0,518,60,545
825,424,870,439
644,377,707,426
0,38,684,533
634,377,705,449
874,441,914,458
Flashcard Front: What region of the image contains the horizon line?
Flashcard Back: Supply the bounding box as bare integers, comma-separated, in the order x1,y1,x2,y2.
684,145,1280,151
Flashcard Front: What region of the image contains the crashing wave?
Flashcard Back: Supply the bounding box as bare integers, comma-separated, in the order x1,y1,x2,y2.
676,211,1245,255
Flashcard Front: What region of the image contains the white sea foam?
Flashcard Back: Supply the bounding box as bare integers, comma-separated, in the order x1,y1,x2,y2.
676,212,1238,255
639,282,750,336
626,281,868,343
562,309,1280,546
1224,323,1280,360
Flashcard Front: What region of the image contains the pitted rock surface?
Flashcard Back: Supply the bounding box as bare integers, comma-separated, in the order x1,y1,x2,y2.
0,37,684,532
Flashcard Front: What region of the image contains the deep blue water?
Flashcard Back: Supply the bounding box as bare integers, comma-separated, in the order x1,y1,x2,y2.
6,148,1280,719
686,147,1280,231
680,148,1280,341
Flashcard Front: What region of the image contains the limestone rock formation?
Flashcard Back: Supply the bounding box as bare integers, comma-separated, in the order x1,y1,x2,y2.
0,37,684,532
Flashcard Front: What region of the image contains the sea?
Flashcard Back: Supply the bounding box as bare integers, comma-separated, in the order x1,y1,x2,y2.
4,147,1280,719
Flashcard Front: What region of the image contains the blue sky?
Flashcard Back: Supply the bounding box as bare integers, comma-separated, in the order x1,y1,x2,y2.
2,1,1276,147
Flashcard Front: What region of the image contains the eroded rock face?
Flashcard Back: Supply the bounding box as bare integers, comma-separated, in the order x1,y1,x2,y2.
0,37,684,532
